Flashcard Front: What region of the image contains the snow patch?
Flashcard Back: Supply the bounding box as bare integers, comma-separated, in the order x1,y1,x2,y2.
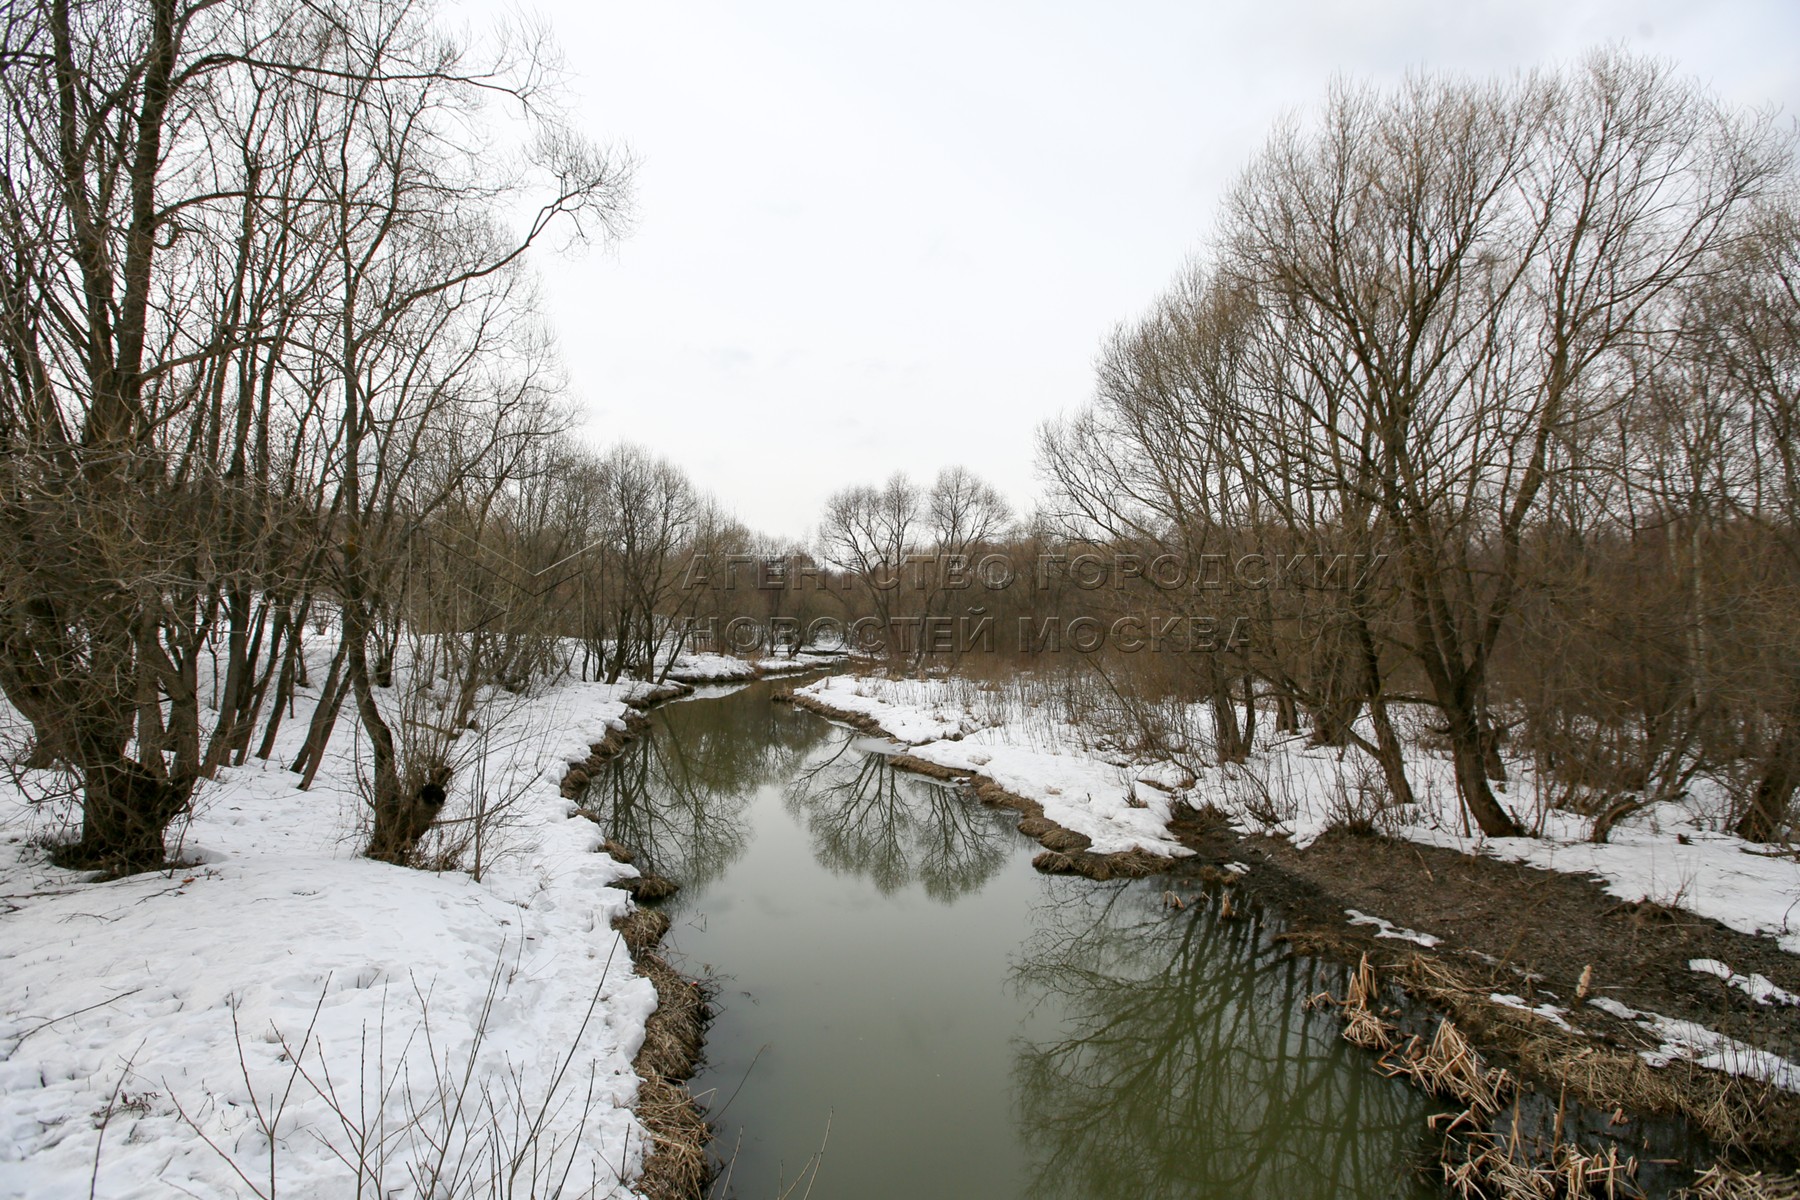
1689,959,1800,1007
1586,998,1800,1092
1345,908,1442,947
1488,993,1576,1032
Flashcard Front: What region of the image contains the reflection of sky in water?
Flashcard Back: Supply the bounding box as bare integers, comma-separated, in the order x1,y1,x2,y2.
585,680,1442,1200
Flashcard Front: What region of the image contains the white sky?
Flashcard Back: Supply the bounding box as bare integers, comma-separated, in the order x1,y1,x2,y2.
466,0,1800,542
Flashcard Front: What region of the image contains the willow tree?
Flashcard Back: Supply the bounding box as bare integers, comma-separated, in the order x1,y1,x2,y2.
0,0,630,870
1220,53,1782,837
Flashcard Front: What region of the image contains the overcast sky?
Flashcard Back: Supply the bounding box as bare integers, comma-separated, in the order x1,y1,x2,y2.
460,0,1800,543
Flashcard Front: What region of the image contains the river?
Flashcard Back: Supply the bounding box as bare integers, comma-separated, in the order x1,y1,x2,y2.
582,676,1444,1199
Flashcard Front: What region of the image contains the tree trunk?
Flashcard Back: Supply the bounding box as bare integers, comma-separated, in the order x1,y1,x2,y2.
199,588,259,778
1738,695,1800,843
291,639,349,777
1209,660,1245,764
1352,616,1414,809
1274,690,1299,733
1445,702,1523,837
255,609,306,761
1308,622,1363,746
230,607,289,764
1367,694,1416,810
1239,672,1257,755
347,606,442,864
1477,700,1507,782
60,755,189,873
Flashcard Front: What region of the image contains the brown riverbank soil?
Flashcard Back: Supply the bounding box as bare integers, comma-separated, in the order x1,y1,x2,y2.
1164,808,1800,1186
613,905,711,1200
556,678,714,1200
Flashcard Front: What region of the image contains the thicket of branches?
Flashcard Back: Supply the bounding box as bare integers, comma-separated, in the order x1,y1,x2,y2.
9,20,1799,877
795,53,1800,848
1028,51,1800,842
0,0,773,872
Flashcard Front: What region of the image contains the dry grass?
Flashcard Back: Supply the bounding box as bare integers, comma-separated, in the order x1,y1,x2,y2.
1288,912,1800,1195
612,907,672,954
972,778,1038,815
558,715,650,798
1031,847,1172,881
1683,1166,1800,1199
1445,1133,1640,1199
1110,848,1175,877
781,689,887,734
625,943,712,1200
1316,951,1800,1199
1038,827,1094,852
617,873,681,902
1314,954,1654,1199
634,952,705,1084
1393,953,1798,1157
632,1076,710,1200
1285,904,1800,1162
1327,955,1400,1052
1381,1016,1513,1122
885,753,963,781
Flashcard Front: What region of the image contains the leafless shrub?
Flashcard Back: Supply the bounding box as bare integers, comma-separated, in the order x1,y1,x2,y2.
159,944,633,1199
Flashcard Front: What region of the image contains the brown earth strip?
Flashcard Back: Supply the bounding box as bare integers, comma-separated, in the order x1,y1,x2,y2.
774,684,889,735
609,905,712,1200
788,690,1183,881
557,681,693,800
554,679,714,1199
1164,807,1800,1187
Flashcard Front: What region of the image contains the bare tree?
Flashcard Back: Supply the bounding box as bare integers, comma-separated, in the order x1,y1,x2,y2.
818,472,921,663
914,466,1010,667
0,0,630,870
1219,53,1782,835
1705,196,1800,840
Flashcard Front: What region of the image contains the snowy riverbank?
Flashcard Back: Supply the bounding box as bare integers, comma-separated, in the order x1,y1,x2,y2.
792,673,1800,956
0,664,680,1198
793,671,1800,1129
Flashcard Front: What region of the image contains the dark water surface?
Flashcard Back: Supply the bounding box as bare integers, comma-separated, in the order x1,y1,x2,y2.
583,678,1443,1199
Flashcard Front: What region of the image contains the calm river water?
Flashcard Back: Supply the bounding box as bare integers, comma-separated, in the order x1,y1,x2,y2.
583,677,1443,1199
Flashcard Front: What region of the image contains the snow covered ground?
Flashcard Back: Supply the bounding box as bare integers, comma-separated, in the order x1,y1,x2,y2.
663,652,758,684
661,650,841,684
796,675,1193,858
792,673,1800,953
0,661,670,1198
1202,716,1800,955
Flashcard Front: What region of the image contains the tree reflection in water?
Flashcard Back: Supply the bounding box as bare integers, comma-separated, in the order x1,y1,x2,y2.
782,741,1013,901
588,684,1444,1198
580,684,830,894
1011,882,1442,1200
